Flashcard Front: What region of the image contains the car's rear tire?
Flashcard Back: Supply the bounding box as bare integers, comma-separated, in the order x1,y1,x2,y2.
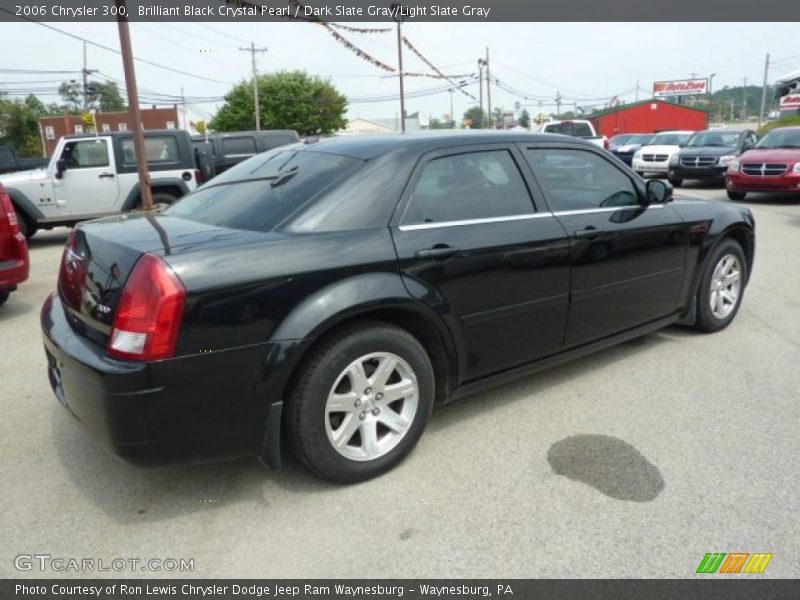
668,177,683,187
286,321,435,482
0,292,9,307
694,239,747,333
152,192,179,211
727,190,746,201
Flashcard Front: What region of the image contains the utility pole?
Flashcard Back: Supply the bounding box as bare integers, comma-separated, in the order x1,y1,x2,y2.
239,42,268,131
180,86,186,131
477,58,485,127
448,88,454,127
485,47,492,129
394,12,405,133
115,0,152,210
81,42,97,111
741,77,748,121
555,91,562,117
758,53,770,130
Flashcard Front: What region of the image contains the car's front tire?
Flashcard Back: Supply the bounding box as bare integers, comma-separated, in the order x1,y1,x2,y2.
0,291,9,307
694,239,747,333
727,190,746,201
286,321,435,482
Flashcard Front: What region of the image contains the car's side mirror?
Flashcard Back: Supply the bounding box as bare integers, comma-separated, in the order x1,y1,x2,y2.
55,159,67,179
645,179,673,205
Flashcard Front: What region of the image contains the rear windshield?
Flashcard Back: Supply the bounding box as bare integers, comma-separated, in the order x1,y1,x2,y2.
166,148,362,232
544,122,594,137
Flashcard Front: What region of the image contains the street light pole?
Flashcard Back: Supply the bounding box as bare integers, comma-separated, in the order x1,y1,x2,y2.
115,0,152,210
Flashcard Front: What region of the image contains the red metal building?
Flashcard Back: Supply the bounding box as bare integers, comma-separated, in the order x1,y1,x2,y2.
587,99,709,137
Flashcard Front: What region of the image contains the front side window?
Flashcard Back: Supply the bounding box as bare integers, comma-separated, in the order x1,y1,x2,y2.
402,150,534,225
60,140,109,169
525,149,639,212
120,136,180,165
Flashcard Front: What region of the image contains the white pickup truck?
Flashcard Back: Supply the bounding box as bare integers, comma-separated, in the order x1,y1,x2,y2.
0,130,209,238
540,119,609,150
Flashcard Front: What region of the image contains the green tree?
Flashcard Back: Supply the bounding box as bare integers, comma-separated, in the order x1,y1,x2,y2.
58,79,126,114
518,108,531,129
90,81,126,112
58,81,83,113
463,106,486,129
0,94,46,156
210,71,347,135
429,116,455,129
491,107,505,128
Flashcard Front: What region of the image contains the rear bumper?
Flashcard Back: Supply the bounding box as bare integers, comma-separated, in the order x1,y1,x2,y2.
41,293,286,467
669,165,727,180
0,234,30,290
726,171,800,193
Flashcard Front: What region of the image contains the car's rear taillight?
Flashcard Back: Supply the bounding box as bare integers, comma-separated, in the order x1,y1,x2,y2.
194,168,204,184
0,190,20,235
108,253,186,361
603,137,610,150
58,230,85,310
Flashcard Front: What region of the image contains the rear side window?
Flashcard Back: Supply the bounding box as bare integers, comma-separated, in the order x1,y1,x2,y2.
120,136,179,166
222,136,257,156
402,150,534,225
166,149,361,232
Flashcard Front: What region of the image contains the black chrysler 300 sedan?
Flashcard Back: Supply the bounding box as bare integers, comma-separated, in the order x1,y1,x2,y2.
41,132,755,482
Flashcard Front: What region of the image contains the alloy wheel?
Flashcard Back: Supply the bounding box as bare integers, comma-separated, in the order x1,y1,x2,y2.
324,352,419,462
709,253,742,320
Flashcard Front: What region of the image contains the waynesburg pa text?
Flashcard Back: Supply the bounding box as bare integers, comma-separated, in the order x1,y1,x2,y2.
139,4,492,18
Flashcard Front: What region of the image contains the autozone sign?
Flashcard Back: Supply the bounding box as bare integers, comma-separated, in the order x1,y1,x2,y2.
779,95,800,108
653,79,709,97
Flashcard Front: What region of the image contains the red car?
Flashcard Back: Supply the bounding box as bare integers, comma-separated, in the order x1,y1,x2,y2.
0,183,29,306
726,126,800,200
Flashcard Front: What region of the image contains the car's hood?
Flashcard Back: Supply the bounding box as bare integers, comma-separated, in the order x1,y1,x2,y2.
615,143,644,153
678,145,738,157
639,145,681,154
0,167,49,186
739,148,800,162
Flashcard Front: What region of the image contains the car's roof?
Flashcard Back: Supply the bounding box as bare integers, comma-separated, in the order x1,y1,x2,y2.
308,131,585,160
63,129,184,140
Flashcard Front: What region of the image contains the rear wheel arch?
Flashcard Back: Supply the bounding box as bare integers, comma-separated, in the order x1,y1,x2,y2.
282,305,456,407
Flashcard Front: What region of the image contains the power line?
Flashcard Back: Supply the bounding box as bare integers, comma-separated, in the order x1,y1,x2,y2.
0,8,235,86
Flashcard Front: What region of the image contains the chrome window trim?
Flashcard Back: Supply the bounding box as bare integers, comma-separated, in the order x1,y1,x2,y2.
398,204,666,230
551,205,664,216
398,212,553,231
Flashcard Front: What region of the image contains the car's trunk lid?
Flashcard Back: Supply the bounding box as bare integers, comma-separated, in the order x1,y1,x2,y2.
58,212,277,343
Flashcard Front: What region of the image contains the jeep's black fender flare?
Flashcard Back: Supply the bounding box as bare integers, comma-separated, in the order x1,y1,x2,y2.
121,178,191,211
4,187,43,224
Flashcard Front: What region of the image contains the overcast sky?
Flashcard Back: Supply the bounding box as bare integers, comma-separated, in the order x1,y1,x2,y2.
2,21,799,123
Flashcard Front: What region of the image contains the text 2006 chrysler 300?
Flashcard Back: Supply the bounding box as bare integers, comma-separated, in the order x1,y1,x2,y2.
42,132,755,482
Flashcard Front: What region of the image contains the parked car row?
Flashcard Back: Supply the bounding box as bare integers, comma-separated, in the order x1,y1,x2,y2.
607,125,800,200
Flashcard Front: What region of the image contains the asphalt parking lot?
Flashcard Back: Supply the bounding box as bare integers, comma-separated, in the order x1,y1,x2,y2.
1,184,798,579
